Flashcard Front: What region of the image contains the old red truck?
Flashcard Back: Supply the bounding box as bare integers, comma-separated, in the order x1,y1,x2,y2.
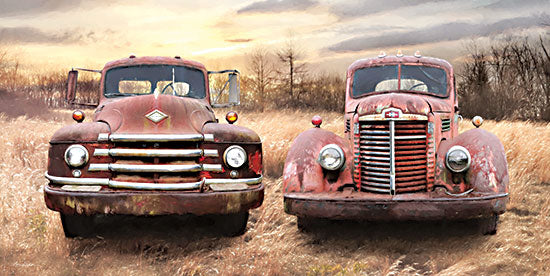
283,53,509,234
44,56,263,237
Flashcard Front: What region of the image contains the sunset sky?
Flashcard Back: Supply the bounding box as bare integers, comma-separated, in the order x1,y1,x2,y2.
0,0,549,73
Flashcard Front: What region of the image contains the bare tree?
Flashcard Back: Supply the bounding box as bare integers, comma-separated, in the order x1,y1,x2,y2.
276,39,306,102
247,47,275,110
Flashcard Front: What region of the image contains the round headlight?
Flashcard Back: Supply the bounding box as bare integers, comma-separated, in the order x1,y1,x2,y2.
224,145,247,168
64,145,89,168
318,144,345,171
445,145,471,173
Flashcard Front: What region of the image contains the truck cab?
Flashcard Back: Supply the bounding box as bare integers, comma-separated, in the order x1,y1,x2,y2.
283,53,509,234
44,56,263,237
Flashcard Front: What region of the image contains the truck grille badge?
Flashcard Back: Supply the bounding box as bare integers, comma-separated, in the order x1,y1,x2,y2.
145,109,168,123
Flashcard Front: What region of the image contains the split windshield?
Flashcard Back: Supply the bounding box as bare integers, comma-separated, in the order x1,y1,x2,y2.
104,65,206,99
352,65,448,97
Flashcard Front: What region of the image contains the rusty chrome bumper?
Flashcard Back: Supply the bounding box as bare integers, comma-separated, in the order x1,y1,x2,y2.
45,173,262,190
44,183,264,216
284,192,508,221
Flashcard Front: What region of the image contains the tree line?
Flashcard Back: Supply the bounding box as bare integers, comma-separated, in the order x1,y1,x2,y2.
2,34,550,121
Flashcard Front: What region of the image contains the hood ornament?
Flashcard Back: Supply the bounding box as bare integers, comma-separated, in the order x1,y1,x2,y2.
145,109,168,123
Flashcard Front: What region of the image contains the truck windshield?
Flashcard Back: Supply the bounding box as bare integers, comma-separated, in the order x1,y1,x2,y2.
104,65,206,99
352,65,447,97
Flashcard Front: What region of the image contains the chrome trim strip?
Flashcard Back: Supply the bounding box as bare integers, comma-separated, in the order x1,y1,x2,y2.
202,164,224,172
395,135,427,140
389,120,396,196
93,148,219,158
88,163,223,173
45,173,109,185
359,114,428,121
205,175,263,185
45,173,262,190
109,180,203,190
97,133,215,143
88,164,202,173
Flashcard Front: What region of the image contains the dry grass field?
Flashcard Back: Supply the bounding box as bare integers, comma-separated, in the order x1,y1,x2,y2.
0,108,549,275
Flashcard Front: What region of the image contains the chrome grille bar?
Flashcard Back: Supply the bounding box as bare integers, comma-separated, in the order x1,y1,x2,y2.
93,148,219,158
88,163,223,173
98,133,215,143
45,173,262,191
389,120,396,195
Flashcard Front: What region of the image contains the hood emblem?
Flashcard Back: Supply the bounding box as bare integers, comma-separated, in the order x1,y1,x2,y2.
145,109,168,123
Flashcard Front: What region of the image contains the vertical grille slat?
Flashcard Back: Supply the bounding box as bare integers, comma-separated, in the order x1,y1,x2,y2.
359,120,429,194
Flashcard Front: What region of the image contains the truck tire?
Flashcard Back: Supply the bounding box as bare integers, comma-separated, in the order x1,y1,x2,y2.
297,217,317,232
479,215,499,235
216,212,249,237
60,213,96,238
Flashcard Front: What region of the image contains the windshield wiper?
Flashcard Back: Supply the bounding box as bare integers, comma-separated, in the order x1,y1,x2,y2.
106,93,135,97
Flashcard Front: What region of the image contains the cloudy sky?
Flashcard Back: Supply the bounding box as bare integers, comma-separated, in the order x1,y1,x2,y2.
0,0,549,73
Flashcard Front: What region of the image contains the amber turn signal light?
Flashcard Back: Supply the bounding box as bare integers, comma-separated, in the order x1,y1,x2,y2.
72,110,85,123
312,115,322,128
472,116,483,128
226,111,238,124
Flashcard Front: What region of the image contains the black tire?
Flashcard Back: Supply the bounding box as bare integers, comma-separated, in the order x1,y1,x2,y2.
60,213,96,238
216,212,249,237
297,217,316,232
479,215,499,235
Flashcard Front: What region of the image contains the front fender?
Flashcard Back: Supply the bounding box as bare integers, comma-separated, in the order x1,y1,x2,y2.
436,128,509,194
283,128,353,193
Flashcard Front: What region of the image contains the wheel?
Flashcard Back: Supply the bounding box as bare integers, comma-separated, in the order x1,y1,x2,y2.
479,215,499,235
297,217,316,232
60,213,96,238
216,212,249,237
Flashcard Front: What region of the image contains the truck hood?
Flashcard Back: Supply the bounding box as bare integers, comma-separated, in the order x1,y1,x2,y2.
355,93,452,116
93,94,216,134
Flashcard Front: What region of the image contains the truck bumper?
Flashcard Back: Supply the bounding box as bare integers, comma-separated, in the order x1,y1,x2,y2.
284,192,508,221
45,184,264,216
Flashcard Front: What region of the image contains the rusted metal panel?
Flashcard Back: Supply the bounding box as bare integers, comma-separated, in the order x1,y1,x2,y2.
284,192,507,220
94,95,216,134
45,56,264,219
283,54,509,222
435,128,509,194
202,123,261,143
45,184,264,216
283,128,354,194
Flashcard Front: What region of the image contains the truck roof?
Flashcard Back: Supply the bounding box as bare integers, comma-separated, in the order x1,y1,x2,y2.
347,55,453,76
103,56,207,72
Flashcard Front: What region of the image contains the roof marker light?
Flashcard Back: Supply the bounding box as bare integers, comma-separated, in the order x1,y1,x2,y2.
129,54,136,58
378,51,387,58
414,50,422,58
396,50,403,57
312,115,322,128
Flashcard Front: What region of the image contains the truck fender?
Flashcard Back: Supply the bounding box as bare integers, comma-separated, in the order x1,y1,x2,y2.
283,128,354,193
436,128,509,194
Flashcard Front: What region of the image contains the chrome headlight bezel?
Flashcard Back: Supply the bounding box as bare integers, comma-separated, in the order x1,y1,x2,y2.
64,145,89,168
318,144,345,171
223,145,247,169
445,145,471,173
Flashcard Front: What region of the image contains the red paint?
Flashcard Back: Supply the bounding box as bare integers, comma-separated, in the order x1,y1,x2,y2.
45,56,263,219
283,55,509,223
311,115,322,127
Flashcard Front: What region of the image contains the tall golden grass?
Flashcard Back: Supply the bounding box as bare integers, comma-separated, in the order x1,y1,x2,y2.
0,109,549,275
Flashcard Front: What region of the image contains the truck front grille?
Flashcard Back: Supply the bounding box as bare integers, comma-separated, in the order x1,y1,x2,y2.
89,134,221,188
359,121,428,194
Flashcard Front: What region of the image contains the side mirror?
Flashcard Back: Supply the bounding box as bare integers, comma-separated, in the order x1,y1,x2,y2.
209,69,240,108
227,72,240,106
66,70,78,104
65,68,101,108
